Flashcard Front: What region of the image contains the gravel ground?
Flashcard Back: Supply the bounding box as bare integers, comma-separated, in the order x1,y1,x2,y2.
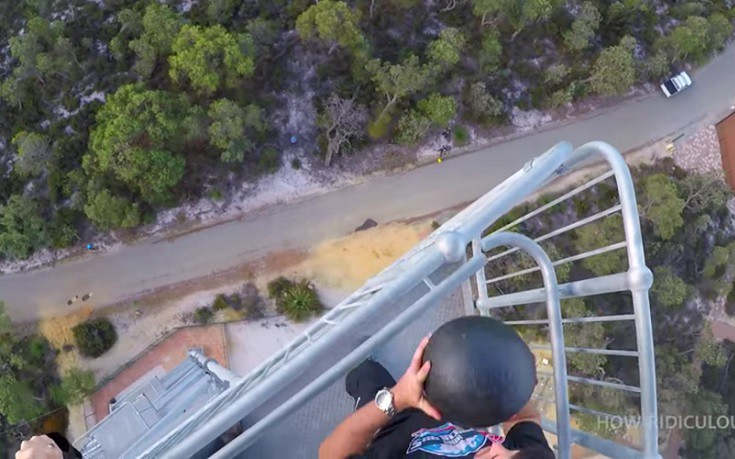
672,125,724,174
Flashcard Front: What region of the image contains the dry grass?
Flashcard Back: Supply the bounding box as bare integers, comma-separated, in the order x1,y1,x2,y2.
294,222,430,290
37,305,94,372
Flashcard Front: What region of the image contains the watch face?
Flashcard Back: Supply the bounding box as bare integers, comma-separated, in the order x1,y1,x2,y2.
376,390,391,410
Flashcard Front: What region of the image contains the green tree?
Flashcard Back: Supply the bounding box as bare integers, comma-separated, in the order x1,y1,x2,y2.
427,27,466,69
575,215,626,275
128,3,181,78
651,266,689,308
85,84,189,203
703,245,731,280
0,302,11,335
563,1,600,51
385,0,419,8
640,173,685,240
656,345,701,419
84,190,140,231
246,18,280,56
0,195,50,259
11,131,52,177
465,82,503,122
0,302,26,370
7,18,77,81
395,110,432,145
367,55,430,118
589,41,635,96
677,172,730,214
479,30,502,72
417,93,457,127
395,94,457,144
0,374,43,424
109,8,143,61
169,25,255,95
472,0,558,35
207,99,253,162
53,367,95,405
707,13,733,51
664,16,709,63
683,390,729,454
295,0,366,53
544,63,569,85
644,49,669,80
2,18,79,107
702,243,735,298
561,298,607,375
207,0,238,24
695,324,727,367
547,86,574,108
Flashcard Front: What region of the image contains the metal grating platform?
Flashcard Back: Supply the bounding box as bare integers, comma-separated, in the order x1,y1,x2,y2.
243,289,465,458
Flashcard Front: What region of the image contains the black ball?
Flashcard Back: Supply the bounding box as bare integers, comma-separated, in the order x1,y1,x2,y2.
423,316,536,427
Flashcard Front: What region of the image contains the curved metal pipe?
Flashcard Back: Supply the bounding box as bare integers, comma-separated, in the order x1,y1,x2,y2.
565,142,658,458
480,231,572,459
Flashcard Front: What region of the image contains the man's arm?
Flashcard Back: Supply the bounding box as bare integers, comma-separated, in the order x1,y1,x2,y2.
318,400,393,459
319,336,441,459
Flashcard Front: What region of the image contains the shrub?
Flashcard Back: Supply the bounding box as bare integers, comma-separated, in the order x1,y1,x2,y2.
395,110,430,145
267,276,293,299
26,335,49,365
465,82,503,123
258,147,280,174
267,277,323,322
452,125,469,147
239,282,265,319
72,318,118,358
572,197,589,216
208,189,223,201
212,294,229,312
227,294,242,310
291,158,302,169
278,280,324,322
368,113,392,140
194,307,214,324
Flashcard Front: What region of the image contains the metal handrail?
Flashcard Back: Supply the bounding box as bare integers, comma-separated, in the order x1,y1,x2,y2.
132,141,659,459
210,251,487,457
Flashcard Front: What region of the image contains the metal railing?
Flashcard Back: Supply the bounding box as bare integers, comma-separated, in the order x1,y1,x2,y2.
138,141,659,458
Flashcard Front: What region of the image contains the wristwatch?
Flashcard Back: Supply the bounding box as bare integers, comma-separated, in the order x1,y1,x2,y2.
375,388,396,417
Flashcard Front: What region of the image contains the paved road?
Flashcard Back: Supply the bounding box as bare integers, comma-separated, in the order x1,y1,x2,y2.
3,46,735,322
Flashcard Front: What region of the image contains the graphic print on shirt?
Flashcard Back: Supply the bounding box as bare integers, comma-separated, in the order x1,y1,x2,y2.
406,423,500,457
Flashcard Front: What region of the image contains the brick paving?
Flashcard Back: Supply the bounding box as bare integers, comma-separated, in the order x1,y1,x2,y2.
91,323,228,422
673,125,724,175
711,320,735,342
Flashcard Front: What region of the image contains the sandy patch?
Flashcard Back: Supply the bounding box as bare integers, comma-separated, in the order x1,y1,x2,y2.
226,318,313,376
293,223,429,291
85,283,248,382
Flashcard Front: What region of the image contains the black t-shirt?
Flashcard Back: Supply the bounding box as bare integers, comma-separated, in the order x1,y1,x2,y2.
352,409,553,458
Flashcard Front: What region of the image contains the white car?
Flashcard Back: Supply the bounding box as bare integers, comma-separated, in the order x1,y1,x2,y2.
660,71,692,98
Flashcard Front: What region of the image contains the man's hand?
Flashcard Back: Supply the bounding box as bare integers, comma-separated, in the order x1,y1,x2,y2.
16,435,62,459
391,336,441,420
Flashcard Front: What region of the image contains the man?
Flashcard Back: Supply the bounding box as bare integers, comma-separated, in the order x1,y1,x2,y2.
320,336,555,458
